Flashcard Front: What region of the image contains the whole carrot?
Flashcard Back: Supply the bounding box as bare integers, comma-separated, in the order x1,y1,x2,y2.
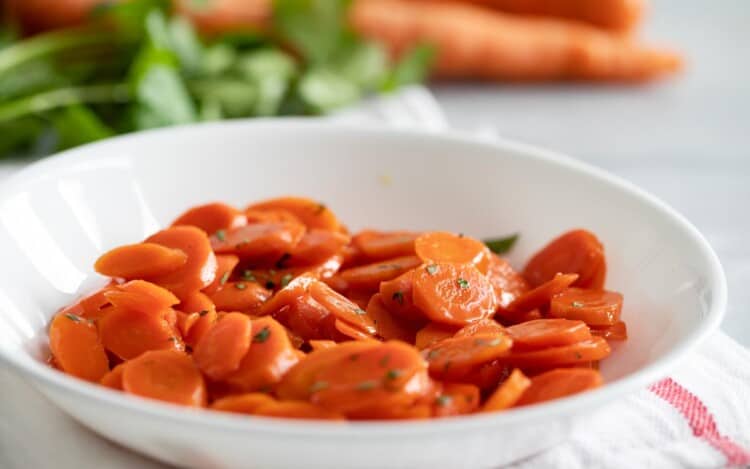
351,0,681,82
426,0,646,33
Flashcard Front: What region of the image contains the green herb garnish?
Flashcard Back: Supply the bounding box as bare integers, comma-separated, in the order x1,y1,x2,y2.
356,380,378,391
435,395,452,407
64,313,83,323
457,278,470,289
426,264,439,276
253,326,271,343
219,271,230,285
214,229,226,241
392,291,404,305
235,282,247,290
385,369,402,380
280,273,293,287
571,301,584,308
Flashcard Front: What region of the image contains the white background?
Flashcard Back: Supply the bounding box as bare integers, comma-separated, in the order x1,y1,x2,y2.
1,0,747,345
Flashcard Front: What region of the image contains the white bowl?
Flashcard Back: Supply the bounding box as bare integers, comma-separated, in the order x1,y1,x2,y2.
0,120,726,469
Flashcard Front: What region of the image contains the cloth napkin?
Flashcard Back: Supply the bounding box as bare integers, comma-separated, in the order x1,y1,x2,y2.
1,87,749,469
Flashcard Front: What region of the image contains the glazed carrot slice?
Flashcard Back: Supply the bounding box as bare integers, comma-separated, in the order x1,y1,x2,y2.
335,255,422,292
516,368,603,406
210,393,276,414
95,243,187,279
415,322,458,349
49,312,109,382
334,319,380,341
224,317,300,392
100,363,126,390
590,320,628,341
353,230,419,261
122,350,206,407
433,383,481,417
486,255,530,318
254,401,345,420
145,226,218,298
423,333,512,379
99,306,183,360
309,340,338,351
379,270,424,321
482,369,531,412
57,286,113,323
271,294,338,341
309,280,377,336
276,341,377,401
202,254,239,295
503,336,611,368
210,222,306,264
171,202,247,235
258,274,316,316
454,318,505,338
245,208,302,225
549,288,623,326
246,196,341,232
507,319,591,350
412,263,497,326
507,273,579,314
523,229,606,289
103,280,180,314
309,341,430,416
414,232,491,274
193,312,252,381
286,229,350,267
209,281,271,315
366,294,418,343
460,359,510,391
513,309,543,324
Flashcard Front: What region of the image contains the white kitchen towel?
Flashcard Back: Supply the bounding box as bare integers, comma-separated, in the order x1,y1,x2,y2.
1,87,749,469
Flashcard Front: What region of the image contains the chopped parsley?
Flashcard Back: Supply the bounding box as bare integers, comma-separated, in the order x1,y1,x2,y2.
235,282,247,290
280,273,293,287
198,310,209,317
574,351,583,360
385,369,402,380
435,395,452,407
426,349,440,360
242,270,256,282
275,253,291,269
214,229,226,241
426,264,439,275
379,354,391,367
64,313,83,323
356,380,377,391
219,271,230,285
392,291,404,305
571,301,584,308
253,326,271,343
314,203,327,215
457,278,470,289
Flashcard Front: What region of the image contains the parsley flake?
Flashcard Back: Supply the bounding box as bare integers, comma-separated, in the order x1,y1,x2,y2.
198,310,209,317
64,313,83,323
280,273,293,287
275,253,291,269
392,291,404,305
235,282,247,290
356,380,377,391
219,271,230,285
571,301,584,308
457,278,470,289
435,395,452,407
242,270,256,282
253,326,271,343
385,369,402,380
426,264,439,275
214,229,226,241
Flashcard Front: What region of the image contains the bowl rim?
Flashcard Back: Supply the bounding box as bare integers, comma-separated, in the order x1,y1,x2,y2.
0,118,727,436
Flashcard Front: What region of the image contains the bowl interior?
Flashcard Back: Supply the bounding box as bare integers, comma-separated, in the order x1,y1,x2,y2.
0,120,722,391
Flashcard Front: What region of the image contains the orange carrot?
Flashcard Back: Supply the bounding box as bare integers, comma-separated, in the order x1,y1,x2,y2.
506,318,591,349
414,231,491,274
246,197,342,232
202,254,239,295
171,202,247,235
366,294,418,343
590,320,628,341
412,263,496,326
209,281,271,315
95,243,187,280
423,333,512,379
308,340,338,351
523,229,606,289
353,230,420,262
287,229,350,267
210,393,276,414
351,0,681,82
309,280,377,336
549,288,623,326
49,312,109,382
100,363,126,391
335,255,422,292
271,294,338,341
415,322,458,349
502,336,610,368
103,280,180,315
253,401,345,420
486,255,530,318
433,383,481,417
378,270,424,321
210,222,306,265
454,318,505,338
122,350,207,407
98,306,183,360
507,273,578,314
516,367,603,406
482,368,531,411
193,312,252,381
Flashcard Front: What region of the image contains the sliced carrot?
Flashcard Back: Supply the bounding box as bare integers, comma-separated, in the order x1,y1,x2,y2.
379,269,424,321
507,273,578,314
177,291,217,348
454,318,505,338
179,290,217,316
224,317,300,392
460,359,510,391
335,255,422,292
57,286,113,323
184,309,217,349
254,401,345,420
209,281,271,315
49,312,109,382
286,229,350,267
100,363,126,391
523,229,606,289
95,243,187,279
433,383,480,417
366,294,418,343
245,208,302,226
271,294,338,341
415,322,458,349
414,231,491,274
145,226,218,298
193,312,252,381
482,368,531,412
590,320,628,341
210,222,306,265
334,319,378,341
503,336,611,368
516,368,603,406
549,288,623,326
202,254,240,295
423,333,512,380
103,280,180,315
246,196,342,232
507,318,591,350
512,309,543,324
353,230,419,261
486,255,530,318
99,306,183,360
309,340,338,351
412,263,496,326
122,350,206,407
309,280,377,336
309,341,430,416
258,273,316,316
171,202,246,235
210,393,276,414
